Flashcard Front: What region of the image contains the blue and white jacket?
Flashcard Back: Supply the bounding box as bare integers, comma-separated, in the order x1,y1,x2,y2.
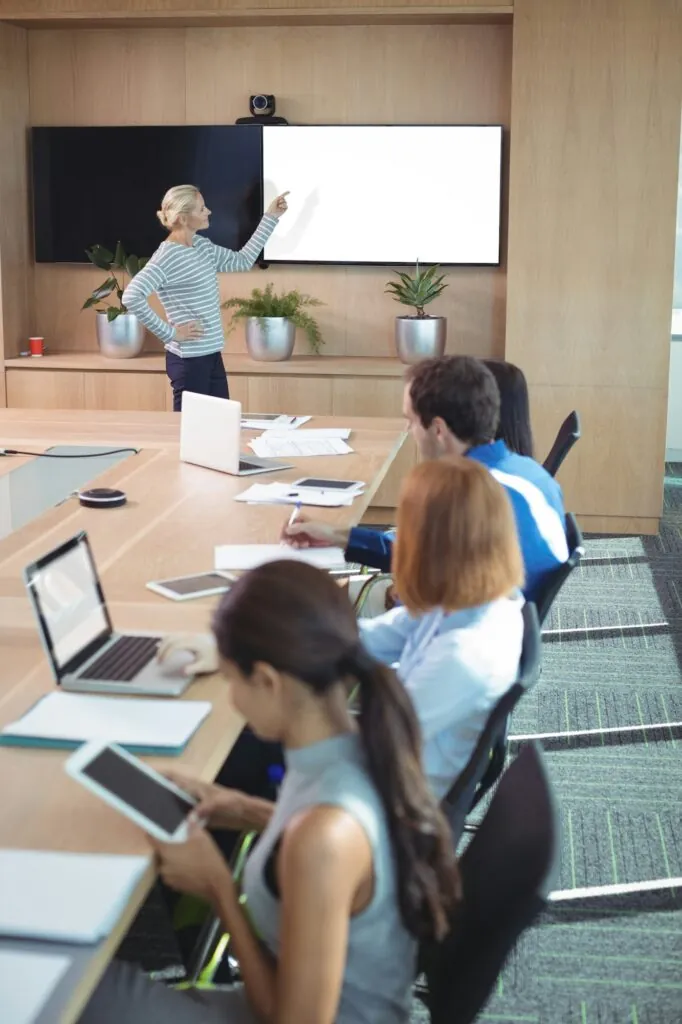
345,440,568,602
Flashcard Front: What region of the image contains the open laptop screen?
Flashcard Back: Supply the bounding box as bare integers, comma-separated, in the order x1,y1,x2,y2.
26,533,112,677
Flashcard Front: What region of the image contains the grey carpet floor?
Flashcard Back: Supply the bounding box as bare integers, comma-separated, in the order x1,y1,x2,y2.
475,463,682,1024
116,467,682,1023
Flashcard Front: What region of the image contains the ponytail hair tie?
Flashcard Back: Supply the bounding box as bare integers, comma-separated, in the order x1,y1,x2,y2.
338,642,373,677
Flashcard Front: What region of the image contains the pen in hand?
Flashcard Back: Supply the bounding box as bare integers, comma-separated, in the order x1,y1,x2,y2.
287,502,302,529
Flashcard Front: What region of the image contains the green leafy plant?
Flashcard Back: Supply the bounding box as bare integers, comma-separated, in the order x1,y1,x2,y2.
385,260,448,318
82,242,149,323
223,284,325,354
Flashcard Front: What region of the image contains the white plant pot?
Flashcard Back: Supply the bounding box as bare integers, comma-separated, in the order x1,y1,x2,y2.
96,312,144,359
395,316,447,364
245,317,296,362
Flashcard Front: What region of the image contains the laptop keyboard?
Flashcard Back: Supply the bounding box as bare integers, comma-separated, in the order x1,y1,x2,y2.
84,635,161,683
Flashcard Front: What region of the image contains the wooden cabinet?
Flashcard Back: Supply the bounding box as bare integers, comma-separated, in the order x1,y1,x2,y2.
4,355,407,417
6,368,170,411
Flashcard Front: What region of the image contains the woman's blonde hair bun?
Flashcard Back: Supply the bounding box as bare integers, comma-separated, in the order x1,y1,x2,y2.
157,184,200,231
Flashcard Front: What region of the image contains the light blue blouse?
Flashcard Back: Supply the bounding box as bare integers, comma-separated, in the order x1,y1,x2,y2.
359,595,524,800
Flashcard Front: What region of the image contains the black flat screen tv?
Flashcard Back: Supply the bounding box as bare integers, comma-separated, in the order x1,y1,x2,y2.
31,125,263,264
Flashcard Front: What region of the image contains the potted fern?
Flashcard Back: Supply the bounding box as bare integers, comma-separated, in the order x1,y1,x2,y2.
82,242,149,359
223,284,324,362
385,260,448,364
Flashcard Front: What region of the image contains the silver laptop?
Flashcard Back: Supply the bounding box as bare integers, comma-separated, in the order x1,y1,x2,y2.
180,391,292,476
24,532,194,696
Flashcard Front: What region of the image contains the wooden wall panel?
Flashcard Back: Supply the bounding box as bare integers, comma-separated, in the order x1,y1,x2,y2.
331,377,403,418
530,385,667,520
0,24,31,362
226,374,250,409
83,371,168,410
28,24,511,359
246,375,333,414
1,1,512,16
33,265,166,353
29,29,186,125
506,0,682,524
6,368,85,408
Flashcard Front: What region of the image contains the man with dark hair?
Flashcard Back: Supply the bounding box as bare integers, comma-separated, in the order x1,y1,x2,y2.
404,355,500,454
283,355,568,601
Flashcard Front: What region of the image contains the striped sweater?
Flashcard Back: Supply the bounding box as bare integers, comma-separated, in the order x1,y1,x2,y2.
122,214,278,358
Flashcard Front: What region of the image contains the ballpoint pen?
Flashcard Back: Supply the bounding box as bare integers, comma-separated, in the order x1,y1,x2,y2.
287,501,302,528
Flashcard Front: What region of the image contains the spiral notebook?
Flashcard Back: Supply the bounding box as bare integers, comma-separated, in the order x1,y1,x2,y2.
0,950,72,1024
0,692,211,755
0,850,149,944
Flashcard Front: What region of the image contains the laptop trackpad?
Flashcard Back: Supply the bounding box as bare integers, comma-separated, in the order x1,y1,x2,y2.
136,647,195,682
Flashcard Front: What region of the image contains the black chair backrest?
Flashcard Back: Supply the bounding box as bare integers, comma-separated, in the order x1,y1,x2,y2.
534,512,585,626
440,602,541,840
423,743,559,1024
543,410,581,477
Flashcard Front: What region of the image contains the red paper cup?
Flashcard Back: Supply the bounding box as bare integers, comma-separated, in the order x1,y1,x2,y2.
29,337,44,357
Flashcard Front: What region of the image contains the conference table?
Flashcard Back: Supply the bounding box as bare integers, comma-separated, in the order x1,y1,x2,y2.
0,409,406,1024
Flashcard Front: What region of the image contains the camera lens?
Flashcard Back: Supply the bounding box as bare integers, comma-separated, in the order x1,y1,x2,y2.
253,95,268,111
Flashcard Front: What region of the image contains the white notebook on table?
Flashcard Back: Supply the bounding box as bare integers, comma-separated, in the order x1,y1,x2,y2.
241,414,311,431
0,692,212,755
0,850,148,944
249,436,353,459
215,544,349,572
234,482,358,508
0,950,72,1024
263,428,352,440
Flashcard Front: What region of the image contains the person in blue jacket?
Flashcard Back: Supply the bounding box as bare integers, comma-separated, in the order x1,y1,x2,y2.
282,355,568,603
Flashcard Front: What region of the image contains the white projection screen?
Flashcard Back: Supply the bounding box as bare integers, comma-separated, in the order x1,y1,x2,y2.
262,125,502,266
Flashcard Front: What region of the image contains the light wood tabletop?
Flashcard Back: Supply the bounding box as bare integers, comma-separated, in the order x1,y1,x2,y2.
0,409,406,1023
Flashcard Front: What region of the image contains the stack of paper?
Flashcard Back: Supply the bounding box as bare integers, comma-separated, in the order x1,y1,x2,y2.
0,693,212,755
215,544,349,572
0,949,72,1024
0,850,149,943
249,435,353,458
241,415,311,431
234,481,363,508
266,428,352,440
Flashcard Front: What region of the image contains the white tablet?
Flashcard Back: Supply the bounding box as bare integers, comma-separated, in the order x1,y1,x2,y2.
66,741,197,842
146,571,234,601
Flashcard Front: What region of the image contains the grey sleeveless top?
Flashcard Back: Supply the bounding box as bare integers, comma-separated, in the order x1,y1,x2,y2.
242,732,416,1023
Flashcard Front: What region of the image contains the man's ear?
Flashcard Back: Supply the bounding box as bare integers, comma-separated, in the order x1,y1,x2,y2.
251,660,281,695
431,415,449,439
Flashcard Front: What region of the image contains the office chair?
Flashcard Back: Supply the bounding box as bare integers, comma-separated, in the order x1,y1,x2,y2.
352,567,390,616
533,512,585,626
419,743,560,1024
543,410,581,478
440,601,542,844
182,830,257,985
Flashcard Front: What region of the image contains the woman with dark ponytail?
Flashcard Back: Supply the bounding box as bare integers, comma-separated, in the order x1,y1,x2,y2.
80,560,459,1024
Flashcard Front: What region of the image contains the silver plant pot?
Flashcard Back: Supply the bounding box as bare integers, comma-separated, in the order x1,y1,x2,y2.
245,317,296,362
96,313,145,359
395,316,447,364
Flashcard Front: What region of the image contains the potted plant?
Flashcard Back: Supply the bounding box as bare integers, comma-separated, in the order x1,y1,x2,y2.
223,284,324,362
385,260,448,364
82,242,149,359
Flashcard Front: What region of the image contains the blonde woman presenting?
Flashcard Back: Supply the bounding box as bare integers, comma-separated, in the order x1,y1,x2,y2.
123,185,288,411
